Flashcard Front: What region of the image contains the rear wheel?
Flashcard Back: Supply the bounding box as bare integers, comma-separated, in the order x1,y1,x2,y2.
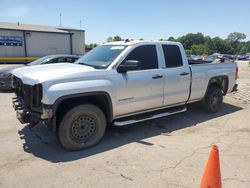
203,86,223,113
58,104,106,151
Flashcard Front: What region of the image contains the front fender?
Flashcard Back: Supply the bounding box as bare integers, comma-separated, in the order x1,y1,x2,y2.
42,79,114,105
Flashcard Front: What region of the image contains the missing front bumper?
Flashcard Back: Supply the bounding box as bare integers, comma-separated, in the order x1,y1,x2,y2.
16,110,30,124
13,97,41,125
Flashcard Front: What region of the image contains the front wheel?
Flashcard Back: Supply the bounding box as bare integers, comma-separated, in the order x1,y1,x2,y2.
202,86,223,113
58,104,106,151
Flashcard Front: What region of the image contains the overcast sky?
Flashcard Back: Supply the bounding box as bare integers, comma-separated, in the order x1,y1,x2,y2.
0,0,249,44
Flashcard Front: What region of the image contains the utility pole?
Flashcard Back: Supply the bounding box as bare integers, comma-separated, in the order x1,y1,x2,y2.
80,20,82,35
59,13,62,26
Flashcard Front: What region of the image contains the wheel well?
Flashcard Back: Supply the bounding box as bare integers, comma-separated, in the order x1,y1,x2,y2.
208,76,228,95
55,93,113,131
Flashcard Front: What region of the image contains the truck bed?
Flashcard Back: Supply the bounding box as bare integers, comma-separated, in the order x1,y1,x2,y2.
189,61,237,102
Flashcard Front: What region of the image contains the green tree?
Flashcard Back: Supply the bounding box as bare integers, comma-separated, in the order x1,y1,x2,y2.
85,43,98,49
167,36,176,41
245,41,250,52
227,32,247,54
240,46,248,54
206,37,234,54
190,44,209,55
239,41,250,54
177,32,205,49
185,49,192,55
227,32,246,43
113,35,122,41
105,32,249,54
107,35,123,42
107,37,113,42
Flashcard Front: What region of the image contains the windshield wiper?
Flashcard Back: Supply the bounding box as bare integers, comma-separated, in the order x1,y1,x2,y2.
78,62,94,67
78,62,106,69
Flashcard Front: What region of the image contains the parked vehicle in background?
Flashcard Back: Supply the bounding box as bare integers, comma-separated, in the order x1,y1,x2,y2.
187,55,195,60
238,54,250,61
189,54,223,64
246,55,250,60
11,41,238,150
237,55,248,60
0,55,80,90
187,55,204,61
204,55,218,62
221,54,236,61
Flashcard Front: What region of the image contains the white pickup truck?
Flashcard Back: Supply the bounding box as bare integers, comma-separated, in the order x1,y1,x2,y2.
12,41,238,150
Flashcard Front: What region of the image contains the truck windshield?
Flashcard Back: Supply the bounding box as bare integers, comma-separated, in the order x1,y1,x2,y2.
75,45,127,69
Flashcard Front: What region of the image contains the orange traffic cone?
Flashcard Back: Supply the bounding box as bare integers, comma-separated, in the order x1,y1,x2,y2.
200,145,222,188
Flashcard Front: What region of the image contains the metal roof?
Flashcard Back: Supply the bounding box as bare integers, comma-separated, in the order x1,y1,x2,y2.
104,40,182,46
56,26,85,32
0,22,84,34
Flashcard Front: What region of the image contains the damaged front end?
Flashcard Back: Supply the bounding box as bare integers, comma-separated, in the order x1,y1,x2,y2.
12,76,46,128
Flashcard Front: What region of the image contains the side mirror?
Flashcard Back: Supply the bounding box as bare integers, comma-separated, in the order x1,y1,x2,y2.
117,60,140,73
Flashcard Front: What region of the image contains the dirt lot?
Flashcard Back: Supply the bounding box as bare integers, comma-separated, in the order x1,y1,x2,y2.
0,61,250,188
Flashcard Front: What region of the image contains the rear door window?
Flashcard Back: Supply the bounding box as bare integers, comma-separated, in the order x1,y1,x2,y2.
124,45,158,70
162,45,183,68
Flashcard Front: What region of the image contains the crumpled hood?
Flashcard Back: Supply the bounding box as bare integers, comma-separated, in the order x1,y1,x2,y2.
12,63,95,85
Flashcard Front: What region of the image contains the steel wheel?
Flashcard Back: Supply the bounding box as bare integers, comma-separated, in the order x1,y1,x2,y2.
58,104,106,151
71,115,96,141
203,86,223,113
210,92,222,111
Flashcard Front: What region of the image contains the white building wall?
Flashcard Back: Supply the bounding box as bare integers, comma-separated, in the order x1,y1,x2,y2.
0,29,85,57
70,30,85,55
0,30,25,57
25,32,71,56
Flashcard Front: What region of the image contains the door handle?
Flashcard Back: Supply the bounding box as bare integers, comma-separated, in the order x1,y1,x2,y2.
152,75,163,79
180,72,189,76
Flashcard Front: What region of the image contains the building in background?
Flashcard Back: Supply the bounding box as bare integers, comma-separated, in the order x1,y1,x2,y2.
0,22,85,58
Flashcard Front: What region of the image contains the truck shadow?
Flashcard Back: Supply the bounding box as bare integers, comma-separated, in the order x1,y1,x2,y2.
18,102,242,163
0,89,14,93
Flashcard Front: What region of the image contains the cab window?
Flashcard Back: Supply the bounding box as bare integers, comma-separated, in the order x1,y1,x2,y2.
124,45,158,70
162,45,183,68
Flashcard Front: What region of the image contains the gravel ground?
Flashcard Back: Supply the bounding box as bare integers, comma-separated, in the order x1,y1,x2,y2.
0,61,250,188
229,61,250,104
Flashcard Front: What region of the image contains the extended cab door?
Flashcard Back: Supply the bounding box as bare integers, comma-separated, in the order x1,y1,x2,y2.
161,44,191,106
115,45,164,116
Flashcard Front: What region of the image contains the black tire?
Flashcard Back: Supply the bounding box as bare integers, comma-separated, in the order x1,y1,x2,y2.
58,104,106,151
203,86,223,113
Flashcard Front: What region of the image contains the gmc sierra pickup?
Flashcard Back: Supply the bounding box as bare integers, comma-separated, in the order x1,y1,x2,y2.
11,41,238,150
